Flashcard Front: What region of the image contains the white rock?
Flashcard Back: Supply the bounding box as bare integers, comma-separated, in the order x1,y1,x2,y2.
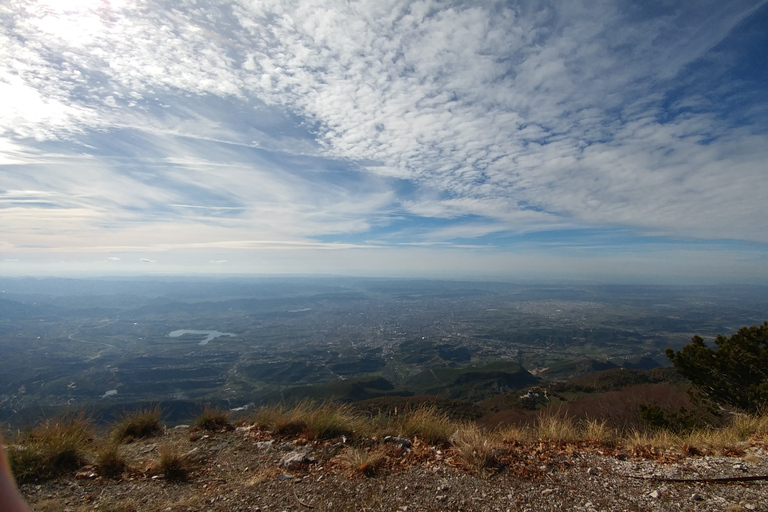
278,447,314,469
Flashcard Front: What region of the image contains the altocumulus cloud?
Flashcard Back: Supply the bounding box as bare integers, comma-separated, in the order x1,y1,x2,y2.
1,0,767,280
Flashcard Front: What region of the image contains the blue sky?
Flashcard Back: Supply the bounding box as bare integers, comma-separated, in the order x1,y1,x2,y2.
1,0,767,282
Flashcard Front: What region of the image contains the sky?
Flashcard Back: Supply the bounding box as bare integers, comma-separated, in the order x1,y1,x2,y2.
1,0,768,283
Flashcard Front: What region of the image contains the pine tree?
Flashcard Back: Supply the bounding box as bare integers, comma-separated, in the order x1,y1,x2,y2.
665,322,768,413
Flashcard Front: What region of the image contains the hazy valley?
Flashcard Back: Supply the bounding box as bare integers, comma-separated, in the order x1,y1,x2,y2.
1,276,766,428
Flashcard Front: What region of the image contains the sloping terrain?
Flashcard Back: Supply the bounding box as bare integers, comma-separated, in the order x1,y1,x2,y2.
16,424,768,512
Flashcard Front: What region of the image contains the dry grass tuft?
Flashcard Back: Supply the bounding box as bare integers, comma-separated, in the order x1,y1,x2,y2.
251,402,464,443
112,406,164,443
194,404,231,431
535,411,580,443
154,444,189,481
621,412,768,456
497,424,531,444
625,428,679,454
251,403,311,437
338,446,387,477
581,418,616,444
452,425,499,471
250,401,363,440
8,414,93,483
387,406,457,445
249,403,290,430
95,441,127,477
304,403,366,439
726,413,768,441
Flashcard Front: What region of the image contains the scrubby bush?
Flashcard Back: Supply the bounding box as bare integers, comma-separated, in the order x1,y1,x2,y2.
638,403,699,433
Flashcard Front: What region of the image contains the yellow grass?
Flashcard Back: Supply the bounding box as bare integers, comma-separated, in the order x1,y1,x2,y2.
112,406,164,443
95,441,127,477
338,446,387,477
386,406,458,445
250,401,365,439
535,412,580,443
452,425,498,471
194,404,231,431
581,418,616,443
8,414,93,483
497,424,530,443
154,444,189,481
622,412,768,455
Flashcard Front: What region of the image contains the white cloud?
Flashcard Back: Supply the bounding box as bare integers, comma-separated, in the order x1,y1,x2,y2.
226,0,768,241
0,0,766,278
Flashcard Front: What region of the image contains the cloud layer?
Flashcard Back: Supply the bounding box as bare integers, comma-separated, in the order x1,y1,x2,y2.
1,0,767,279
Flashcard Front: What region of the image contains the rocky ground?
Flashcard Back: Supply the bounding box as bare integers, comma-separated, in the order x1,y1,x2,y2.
18,425,768,512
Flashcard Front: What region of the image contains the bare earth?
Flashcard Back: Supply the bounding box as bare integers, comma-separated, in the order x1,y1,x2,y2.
19,426,768,512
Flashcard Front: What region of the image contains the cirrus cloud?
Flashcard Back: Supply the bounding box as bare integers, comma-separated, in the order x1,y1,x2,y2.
1,0,767,280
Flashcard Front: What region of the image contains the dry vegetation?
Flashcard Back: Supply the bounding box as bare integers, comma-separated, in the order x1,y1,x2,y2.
94,440,126,477
5,401,768,512
5,402,768,486
111,406,164,443
193,404,231,432
153,444,190,481
384,405,457,445
6,413,93,483
338,446,388,477
249,401,363,439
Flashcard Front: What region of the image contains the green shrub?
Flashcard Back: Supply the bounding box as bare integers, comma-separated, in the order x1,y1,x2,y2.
638,403,698,433
666,322,768,413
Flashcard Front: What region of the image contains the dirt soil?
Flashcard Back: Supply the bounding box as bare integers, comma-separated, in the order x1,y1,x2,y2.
18,425,768,512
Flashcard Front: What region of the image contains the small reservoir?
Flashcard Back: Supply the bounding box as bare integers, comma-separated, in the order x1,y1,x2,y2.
168,329,237,346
